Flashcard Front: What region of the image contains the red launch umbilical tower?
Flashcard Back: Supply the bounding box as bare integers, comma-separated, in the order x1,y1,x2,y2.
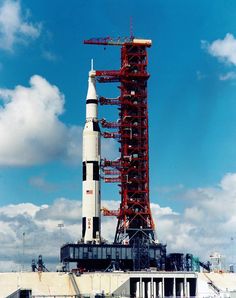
84,37,156,245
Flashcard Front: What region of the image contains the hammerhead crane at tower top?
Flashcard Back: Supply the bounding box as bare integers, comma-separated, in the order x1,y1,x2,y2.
84,36,152,46
84,36,156,245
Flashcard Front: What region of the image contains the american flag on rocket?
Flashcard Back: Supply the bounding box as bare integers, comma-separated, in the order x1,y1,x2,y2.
86,190,93,194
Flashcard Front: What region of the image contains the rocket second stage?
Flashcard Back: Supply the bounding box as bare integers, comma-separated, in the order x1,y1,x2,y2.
82,67,101,244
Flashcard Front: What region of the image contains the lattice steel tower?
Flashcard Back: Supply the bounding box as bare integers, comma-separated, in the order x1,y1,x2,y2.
84,37,156,246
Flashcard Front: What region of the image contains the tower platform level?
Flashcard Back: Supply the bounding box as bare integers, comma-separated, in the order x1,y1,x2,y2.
61,242,166,271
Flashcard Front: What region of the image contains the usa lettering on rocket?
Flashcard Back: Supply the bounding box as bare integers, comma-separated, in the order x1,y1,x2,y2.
82,63,101,244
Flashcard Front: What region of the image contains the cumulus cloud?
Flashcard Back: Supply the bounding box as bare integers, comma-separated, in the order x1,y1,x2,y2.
0,198,164,271
219,71,236,81
0,75,83,166
0,202,43,217
1,173,236,271
0,0,41,51
0,198,117,271
0,74,118,166
0,198,78,271
202,33,236,66
157,173,236,262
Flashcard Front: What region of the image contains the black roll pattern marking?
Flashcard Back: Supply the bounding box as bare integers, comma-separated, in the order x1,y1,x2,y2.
93,217,100,238
86,99,98,104
82,217,86,238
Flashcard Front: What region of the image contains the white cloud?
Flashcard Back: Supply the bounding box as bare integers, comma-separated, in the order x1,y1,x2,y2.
219,71,236,81
0,202,43,217
0,198,77,271
203,33,236,66
0,260,19,272
157,173,236,261
35,198,81,224
1,173,236,271
0,75,83,166
0,198,168,271
0,0,41,51
0,74,118,166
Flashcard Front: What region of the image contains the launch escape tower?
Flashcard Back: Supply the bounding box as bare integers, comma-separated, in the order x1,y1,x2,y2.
60,37,166,271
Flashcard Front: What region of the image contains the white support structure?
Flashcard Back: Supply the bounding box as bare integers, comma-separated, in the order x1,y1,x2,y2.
158,281,162,298
173,277,176,298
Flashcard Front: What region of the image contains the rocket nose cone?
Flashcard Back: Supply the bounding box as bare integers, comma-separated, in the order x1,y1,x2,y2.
86,73,97,100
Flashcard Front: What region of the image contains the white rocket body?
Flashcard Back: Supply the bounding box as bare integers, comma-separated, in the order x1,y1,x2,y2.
82,68,101,244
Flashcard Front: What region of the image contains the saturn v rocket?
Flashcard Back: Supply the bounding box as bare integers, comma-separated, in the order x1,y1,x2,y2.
82,65,101,244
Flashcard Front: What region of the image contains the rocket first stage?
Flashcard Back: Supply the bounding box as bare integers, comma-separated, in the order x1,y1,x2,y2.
82,64,101,244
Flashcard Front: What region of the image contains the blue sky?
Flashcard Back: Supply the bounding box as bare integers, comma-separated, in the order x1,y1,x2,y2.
1,0,236,270
0,0,236,206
